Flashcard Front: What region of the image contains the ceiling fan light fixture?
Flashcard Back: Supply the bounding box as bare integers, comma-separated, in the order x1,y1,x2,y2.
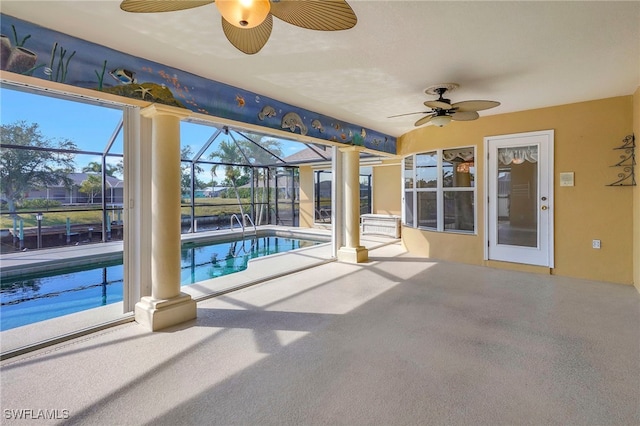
216,0,270,28
431,115,452,127
120,0,357,54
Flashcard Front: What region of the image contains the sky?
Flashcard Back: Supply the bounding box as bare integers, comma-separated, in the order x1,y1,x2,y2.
1,86,307,183
1,87,124,153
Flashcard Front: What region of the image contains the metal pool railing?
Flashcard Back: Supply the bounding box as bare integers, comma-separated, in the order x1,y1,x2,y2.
229,214,258,256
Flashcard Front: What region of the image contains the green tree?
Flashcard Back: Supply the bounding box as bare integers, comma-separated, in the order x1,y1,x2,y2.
240,134,283,224
79,174,102,203
0,121,77,215
210,139,246,213
180,146,206,199
240,134,283,166
209,135,282,222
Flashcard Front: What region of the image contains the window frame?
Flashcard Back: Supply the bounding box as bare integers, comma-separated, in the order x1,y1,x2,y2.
403,146,477,234
313,167,373,224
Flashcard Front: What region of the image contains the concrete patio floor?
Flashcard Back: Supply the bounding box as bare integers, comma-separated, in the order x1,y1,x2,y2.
1,241,639,425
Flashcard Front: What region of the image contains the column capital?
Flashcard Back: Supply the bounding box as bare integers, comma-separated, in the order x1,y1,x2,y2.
141,103,192,120
338,145,366,154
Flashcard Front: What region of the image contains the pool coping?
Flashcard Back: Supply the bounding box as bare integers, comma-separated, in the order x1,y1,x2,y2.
1,227,399,359
0,225,331,279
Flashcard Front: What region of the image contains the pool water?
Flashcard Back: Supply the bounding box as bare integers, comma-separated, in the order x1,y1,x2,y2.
0,236,319,331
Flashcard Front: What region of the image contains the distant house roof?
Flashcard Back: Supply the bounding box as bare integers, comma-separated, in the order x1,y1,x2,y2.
281,145,381,166
64,173,124,187
280,145,332,165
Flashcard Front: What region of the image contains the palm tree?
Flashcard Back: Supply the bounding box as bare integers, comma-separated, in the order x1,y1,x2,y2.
210,139,246,217
209,134,283,225
82,161,123,177
238,135,283,225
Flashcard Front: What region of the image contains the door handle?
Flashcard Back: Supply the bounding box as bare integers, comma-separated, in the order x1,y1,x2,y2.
541,205,548,210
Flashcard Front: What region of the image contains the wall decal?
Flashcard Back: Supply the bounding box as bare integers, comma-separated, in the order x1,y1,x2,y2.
0,14,396,154
281,112,307,135
258,105,276,121
311,119,324,133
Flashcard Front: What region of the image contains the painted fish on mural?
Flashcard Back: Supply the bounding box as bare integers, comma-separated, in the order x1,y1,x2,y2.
235,94,245,107
311,119,324,133
282,112,308,135
258,105,276,120
109,68,137,84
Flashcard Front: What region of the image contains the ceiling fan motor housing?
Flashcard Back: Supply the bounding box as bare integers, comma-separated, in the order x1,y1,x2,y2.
391,83,499,127
425,83,459,96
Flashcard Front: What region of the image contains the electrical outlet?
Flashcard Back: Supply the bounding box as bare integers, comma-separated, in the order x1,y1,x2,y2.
592,239,601,249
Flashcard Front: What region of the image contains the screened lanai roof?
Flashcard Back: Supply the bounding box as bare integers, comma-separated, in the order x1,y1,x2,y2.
180,120,384,169
2,85,375,173
180,122,288,167
180,120,355,168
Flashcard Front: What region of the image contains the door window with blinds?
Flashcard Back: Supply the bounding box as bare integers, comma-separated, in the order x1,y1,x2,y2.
403,147,476,233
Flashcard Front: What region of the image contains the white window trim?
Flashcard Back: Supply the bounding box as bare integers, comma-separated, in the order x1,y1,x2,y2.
403,146,477,234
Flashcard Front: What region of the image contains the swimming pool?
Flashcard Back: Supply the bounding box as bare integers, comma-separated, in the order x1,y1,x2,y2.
0,236,320,331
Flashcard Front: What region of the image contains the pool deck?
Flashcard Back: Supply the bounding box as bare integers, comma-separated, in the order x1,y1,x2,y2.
0,226,399,357
0,240,124,279
1,242,638,425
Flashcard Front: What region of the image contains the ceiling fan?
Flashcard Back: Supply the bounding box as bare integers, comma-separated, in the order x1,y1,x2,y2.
390,83,500,127
120,0,357,55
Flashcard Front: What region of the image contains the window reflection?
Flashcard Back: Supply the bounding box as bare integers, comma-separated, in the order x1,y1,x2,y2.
497,145,538,247
416,152,437,188
404,147,476,233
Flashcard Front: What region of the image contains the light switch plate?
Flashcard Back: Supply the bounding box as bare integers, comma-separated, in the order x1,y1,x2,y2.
560,172,574,187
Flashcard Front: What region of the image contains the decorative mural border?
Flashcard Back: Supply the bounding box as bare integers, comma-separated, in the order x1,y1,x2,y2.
0,14,396,154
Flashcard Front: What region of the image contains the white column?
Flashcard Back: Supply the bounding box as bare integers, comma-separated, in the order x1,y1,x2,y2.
134,104,197,331
123,107,151,312
337,146,368,263
331,145,344,258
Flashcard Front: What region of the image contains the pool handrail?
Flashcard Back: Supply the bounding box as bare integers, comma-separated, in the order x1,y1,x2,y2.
229,213,258,256
243,214,257,234
230,214,244,234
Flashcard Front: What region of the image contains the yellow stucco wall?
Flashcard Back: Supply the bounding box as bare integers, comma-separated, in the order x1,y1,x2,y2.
633,86,640,291
399,96,634,285
298,160,403,228
372,162,402,216
298,166,314,228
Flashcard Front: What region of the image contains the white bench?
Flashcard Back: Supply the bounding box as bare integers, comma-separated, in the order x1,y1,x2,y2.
361,214,401,238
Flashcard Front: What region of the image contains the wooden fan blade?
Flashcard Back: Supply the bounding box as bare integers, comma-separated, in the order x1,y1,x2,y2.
451,111,479,121
120,0,213,13
414,114,435,127
270,0,357,31
451,100,500,112
424,100,451,110
388,111,430,118
221,14,272,54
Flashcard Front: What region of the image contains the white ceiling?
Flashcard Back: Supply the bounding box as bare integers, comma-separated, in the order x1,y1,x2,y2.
2,1,639,138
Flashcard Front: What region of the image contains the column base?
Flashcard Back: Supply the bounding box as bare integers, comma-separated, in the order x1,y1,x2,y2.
337,246,368,263
135,292,197,331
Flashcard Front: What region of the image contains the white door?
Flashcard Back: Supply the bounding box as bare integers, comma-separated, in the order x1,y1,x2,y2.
485,130,554,267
